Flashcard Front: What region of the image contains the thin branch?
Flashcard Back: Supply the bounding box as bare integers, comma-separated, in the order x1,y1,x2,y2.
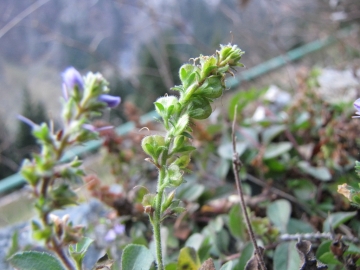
0,0,51,40
232,105,267,270
279,232,359,243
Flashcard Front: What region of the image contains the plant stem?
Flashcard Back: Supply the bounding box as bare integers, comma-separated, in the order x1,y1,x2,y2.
153,167,165,270
51,238,77,270
231,105,267,270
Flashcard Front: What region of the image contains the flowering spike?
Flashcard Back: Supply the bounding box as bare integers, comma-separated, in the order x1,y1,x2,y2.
98,94,121,108
62,67,84,91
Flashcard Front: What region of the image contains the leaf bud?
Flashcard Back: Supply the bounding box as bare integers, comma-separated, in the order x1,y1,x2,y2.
141,135,166,161
166,164,183,187
161,191,176,213
172,155,191,169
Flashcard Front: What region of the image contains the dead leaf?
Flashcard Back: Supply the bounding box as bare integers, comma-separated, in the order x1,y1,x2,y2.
296,240,328,270
244,247,265,270
199,258,216,270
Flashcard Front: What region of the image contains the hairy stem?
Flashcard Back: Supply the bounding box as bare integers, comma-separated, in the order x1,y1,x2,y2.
231,105,267,270
153,167,165,270
51,238,77,270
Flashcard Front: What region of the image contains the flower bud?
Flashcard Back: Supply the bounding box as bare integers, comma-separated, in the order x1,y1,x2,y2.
200,56,217,79
155,96,180,119
179,64,200,90
141,135,166,160
62,67,84,91
218,44,244,67
98,94,121,108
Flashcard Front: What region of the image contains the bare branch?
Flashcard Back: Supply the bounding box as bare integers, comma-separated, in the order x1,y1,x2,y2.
232,105,267,270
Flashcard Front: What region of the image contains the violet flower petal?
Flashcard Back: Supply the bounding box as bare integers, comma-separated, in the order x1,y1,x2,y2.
354,98,360,112
114,224,125,235
17,115,37,128
98,94,121,108
104,229,116,242
62,67,84,91
82,124,96,132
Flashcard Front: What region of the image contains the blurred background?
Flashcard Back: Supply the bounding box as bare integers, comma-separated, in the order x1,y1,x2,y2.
0,0,359,179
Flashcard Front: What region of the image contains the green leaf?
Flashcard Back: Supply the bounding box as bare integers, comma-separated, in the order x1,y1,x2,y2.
121,244,154,270
6,231,19,259
185,233,204,251
323,211,357,232
344,242,360,255
218,141,247,160
228,204,246,240
198,237,212,262
292,111,310,130
177,247,201,270
200,56,217,78
154,102,165,115
179,64,200,89
187,97,212,120
220,260,233,270
267,199,291,233
273,242,301,270
165,262,177,270
228,88,266,120
297,161,332,181
177,182,205,202
9,251,65,270
287,218,315,234
315,240,332,259
288,179,316,201
318,252,341,265
32,123,51,143
263,142,292,160
262,125,286,145
174,145,196,153
214,229,230,253
235,242,254,270
69,237,94,266
195,76,223,99
174,114,189,136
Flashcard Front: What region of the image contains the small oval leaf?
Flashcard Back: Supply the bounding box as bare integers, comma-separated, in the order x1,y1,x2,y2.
9,251,65,270
263,142,292,160
267,199,291,233
121,244,154,270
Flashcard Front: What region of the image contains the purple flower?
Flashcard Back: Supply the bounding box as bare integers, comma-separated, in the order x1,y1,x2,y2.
104,229,117,242
353,98,360,118
62,67,84,91
113,224,125,235
104,223,125,242
98,94,121,108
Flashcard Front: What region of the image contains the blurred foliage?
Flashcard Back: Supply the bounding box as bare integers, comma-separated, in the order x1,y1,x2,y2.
79,67,360,269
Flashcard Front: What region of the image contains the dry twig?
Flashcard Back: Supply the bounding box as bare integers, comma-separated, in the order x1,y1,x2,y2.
232,105,267,270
